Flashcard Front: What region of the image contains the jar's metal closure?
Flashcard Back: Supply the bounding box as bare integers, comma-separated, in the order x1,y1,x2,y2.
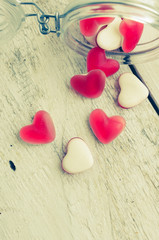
1,0,159,64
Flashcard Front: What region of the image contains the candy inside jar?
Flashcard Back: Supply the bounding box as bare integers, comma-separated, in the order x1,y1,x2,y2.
1,0,159,64
62,0,159,64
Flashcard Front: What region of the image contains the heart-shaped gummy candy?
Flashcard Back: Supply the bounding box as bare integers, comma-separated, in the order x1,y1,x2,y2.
119,19,144,53
70,69,106,98
97,17,122,51
20,110,56,144
87,47,120,77
62,137,94,174
89,109,126,144
118,73,149,108
80,17,114,37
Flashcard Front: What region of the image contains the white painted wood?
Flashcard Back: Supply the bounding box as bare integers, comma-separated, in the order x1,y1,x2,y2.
0,1,159,240
134,24,159,108
134,61,159,108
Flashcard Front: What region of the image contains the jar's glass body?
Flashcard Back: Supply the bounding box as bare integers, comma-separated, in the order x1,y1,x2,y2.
1,0,159,64
0,0,25,45
61,0,159,64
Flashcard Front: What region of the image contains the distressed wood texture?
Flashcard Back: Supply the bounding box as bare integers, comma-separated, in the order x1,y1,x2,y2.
0,1,159,240
134,24,159,109
134,61,159,109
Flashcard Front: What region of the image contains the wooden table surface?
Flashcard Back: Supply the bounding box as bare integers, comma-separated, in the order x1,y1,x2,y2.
0,1,159,239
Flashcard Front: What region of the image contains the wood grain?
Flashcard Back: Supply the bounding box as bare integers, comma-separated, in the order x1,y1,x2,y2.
0,1,159,240
134,61,159,109
133,24,159,110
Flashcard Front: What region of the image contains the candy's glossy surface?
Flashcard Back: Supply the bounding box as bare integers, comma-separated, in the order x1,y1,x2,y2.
20,110,56,144
87,47,120,77
97,17,122,50
120,19,144,53
62,138,94,174
80,17,114,37
89,109,126,144
118,73,149,108
70,70,106,98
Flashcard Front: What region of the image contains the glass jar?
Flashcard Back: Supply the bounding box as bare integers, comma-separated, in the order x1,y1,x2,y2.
0,0,25,45
1,0,159,64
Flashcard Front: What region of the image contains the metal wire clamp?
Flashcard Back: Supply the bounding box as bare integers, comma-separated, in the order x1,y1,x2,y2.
20,2,61,37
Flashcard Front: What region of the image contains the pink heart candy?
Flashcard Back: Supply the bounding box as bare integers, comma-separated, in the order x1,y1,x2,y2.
89,109,126,144
19,110,56,144
87,47,120,77
70,69,106,98
119,19,144,53
80,17,114,37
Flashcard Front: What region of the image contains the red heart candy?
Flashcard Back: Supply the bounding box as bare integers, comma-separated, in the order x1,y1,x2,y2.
20,110,56,144
119,19,144,53
80,17,114,37
89,109,126,144
93,5,114,11
87,47,120,77
70,70,106,98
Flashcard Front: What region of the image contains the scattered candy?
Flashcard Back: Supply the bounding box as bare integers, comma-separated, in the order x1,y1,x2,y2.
18,17,147,169
118,73,149,108
80,17,114,37
19,110,56,144
89,109,126,144
62,137,94,174
97,17,122,50
87,47,120,77
119,19,144,53
70,69,106,98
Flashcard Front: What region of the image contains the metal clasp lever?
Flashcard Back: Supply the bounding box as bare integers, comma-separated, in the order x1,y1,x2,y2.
20,2,61,37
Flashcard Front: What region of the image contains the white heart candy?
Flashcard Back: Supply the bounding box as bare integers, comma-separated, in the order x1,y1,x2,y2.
118,72,149,108
97,17,122,50
62,138,94,174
